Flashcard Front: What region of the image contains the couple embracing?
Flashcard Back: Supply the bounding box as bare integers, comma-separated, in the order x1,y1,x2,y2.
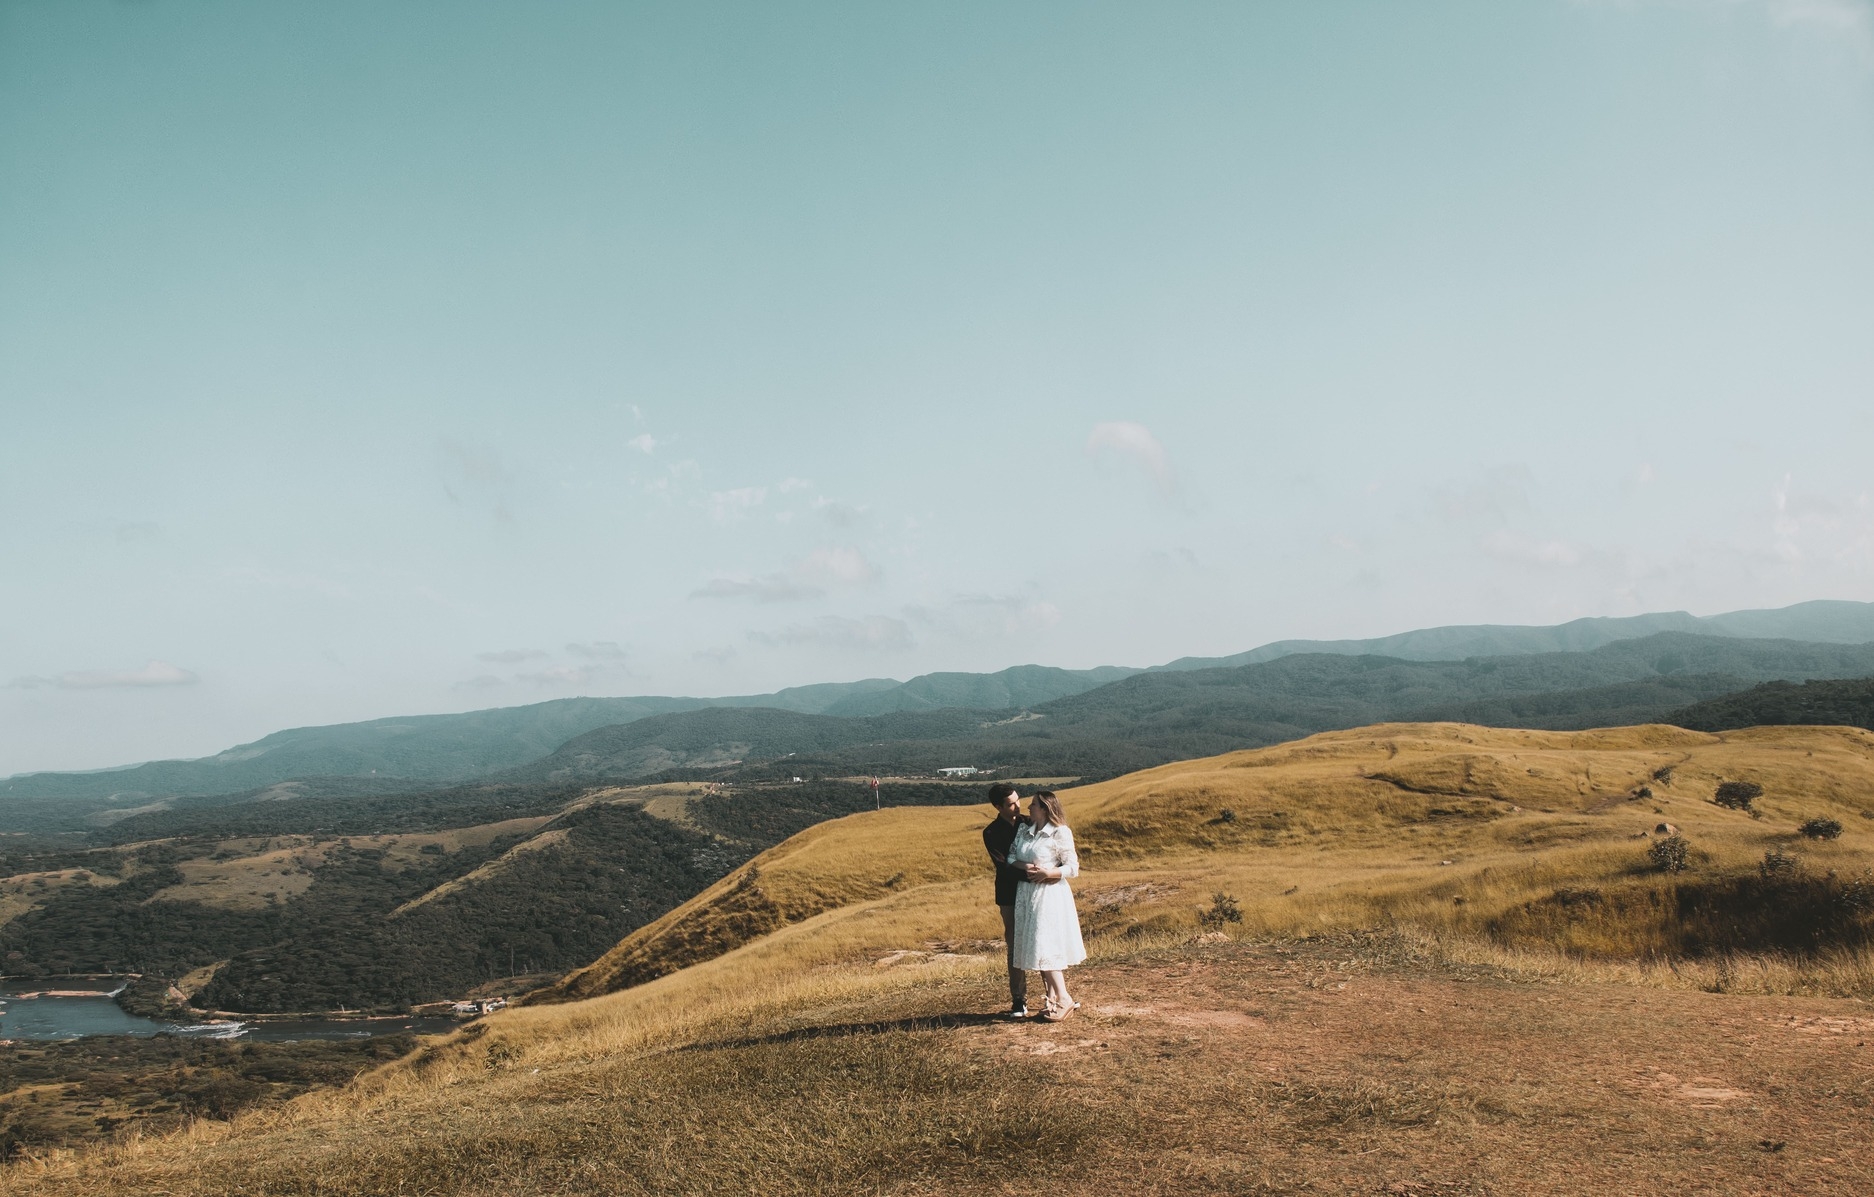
982,782,1086,1022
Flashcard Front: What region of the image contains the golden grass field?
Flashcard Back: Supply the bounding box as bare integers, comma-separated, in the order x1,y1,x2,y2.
9,721,1874,1194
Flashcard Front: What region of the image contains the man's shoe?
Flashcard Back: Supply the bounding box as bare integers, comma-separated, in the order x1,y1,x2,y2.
1002,1006,1029,1020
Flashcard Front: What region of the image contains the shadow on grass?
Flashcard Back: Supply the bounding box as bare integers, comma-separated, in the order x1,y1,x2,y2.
676,1010,1015,1052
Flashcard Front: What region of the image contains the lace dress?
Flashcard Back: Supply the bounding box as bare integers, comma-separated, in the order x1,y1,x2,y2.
1009,822,1087,971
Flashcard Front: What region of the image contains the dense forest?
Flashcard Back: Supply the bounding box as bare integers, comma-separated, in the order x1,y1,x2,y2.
0,780,987,1013
1668,676,1874,733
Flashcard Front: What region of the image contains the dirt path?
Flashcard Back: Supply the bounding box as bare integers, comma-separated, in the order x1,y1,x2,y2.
964,940,1874,1194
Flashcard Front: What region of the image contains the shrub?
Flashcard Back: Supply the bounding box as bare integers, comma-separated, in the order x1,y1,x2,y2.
1714,780,1764,813
1760,849,1799,881
1635,785,1653,801
1648,835,1690,873
1199,892,1243,927
1652,766,1674,784
1799,818,1843,841
1217,808,1237,824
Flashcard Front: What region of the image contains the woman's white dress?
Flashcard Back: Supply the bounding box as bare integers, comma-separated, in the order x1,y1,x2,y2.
1009,822,1087,971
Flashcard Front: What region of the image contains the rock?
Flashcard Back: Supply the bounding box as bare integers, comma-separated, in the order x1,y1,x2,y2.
1655,822,1679,836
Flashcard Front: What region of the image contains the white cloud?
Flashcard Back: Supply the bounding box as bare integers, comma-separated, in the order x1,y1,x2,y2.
706,487,767,522
628,434,658,454
813,498,868,527
9,660,200,690
750,615,914,652
691,547,880,603
1085,421,1176,495
452,674,506,692
1764,0,1874,47
777,477,814,494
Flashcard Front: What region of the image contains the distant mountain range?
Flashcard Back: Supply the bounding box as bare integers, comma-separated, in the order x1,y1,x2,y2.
1157,599,1874,669
514,631,1874,786
5,599,1872,831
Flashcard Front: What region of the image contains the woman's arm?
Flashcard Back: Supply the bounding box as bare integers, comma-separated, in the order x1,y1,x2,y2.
1055,827,1079,880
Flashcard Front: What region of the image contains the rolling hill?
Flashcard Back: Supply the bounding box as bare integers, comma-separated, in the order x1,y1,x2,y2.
8,599,1869,831
17,719,1874,1194
516,632,1874,786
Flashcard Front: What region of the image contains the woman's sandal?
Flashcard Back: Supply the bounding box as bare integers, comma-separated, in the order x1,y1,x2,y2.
1040,1000,1077,1023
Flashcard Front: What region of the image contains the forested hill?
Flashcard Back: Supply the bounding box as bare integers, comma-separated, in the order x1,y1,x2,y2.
7,599,1870,829
1158,598,1874,670
1668,676,1874,733
0,665,1128,830
518,632,1874,786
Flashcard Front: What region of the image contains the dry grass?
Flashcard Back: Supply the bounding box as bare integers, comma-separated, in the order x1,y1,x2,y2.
12,721,1874,1194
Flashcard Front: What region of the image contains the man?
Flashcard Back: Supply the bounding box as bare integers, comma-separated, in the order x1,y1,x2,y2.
981,781,1029,1018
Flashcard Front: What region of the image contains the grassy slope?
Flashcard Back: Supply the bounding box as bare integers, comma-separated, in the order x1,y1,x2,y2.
546,719,1874,1000
14,721,1874,1194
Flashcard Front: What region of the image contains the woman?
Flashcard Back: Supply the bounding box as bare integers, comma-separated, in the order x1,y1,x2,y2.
1008,790,1086,1021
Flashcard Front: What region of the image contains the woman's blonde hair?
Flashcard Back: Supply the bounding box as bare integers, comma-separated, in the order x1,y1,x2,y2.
1030,790,1067,829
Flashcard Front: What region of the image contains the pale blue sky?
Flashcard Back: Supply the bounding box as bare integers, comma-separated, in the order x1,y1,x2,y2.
3,0,1872,774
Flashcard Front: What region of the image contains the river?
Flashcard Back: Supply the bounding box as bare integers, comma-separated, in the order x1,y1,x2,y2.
0,983,461,1042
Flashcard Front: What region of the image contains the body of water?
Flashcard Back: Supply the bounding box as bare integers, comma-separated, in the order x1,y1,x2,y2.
0,984,461,1042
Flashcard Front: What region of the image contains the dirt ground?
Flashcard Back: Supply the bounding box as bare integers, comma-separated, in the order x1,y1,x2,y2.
950,938,1874,1195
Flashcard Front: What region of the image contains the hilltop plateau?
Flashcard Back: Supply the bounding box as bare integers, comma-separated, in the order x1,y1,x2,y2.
13,721,1874,1194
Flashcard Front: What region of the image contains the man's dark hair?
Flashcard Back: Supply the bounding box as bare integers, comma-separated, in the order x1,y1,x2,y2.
986,781,1018,803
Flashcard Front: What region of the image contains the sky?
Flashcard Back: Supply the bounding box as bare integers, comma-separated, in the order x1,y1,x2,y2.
3,0,1872,776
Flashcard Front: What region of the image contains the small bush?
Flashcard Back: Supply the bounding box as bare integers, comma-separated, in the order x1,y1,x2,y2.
1199,892,1243,927
1652,766,1674,784
1760,849,1800,880
1799,818,1843,840
1648,835,1690,873
1714,780,1764,813
1217,808,1237,824
1635,785,1653,800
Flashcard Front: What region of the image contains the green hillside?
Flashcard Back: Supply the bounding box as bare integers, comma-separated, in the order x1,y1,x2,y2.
520,632,1874,785
0,777,982,1013
1669,675,1874,732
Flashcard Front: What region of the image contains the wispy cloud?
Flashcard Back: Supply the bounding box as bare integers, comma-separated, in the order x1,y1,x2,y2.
1481,531,1588,568
706,486,767,522
812,497,868,527
750,615,914,652
114,521,161,544
476,648,548,664
9,661,200,690
440,437,518,521
628,434,657,454
1086,421,1176,495
906,593,1063,639
566,640,627,659
692,547,880,603
452,674,506,693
